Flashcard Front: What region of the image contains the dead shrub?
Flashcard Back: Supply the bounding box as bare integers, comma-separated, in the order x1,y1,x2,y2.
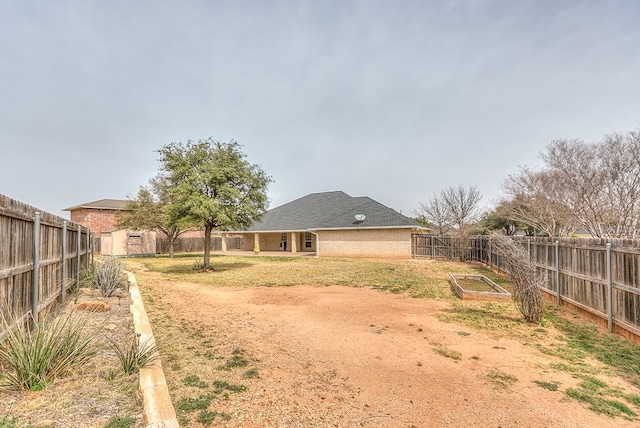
491,234,544,323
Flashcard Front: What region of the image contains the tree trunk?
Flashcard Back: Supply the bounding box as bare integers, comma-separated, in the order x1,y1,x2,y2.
168,238,175,258
204,224,212,269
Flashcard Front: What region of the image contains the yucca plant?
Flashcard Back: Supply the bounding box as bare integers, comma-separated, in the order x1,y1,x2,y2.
94,256,125,297
111,334,159,375
0,310,99,390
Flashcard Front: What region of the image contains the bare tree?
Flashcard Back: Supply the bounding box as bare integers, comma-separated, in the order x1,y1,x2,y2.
541,130,640,238
418,195,452,235
491,234,544,324
419,185,483,260
440,185,483,232
419,185,483,235
502,167,578,238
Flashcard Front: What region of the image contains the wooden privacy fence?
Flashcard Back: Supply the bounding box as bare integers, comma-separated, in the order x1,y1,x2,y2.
0,194,92,335
413,234,640,341
156,235,244,254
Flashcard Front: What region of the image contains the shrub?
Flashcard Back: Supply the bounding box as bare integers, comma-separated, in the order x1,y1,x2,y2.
491,234,544,323
111,334,159,375
94,256,125,297
0,310,98,390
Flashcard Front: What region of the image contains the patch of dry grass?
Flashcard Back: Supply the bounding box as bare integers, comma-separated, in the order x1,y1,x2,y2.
128,270,256,427
131,254,509,300
432,343,462,360
485,368,518,389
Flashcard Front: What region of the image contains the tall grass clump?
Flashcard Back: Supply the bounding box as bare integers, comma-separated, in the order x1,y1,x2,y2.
111,334,159,375
0,311,99,390
94,256,125,297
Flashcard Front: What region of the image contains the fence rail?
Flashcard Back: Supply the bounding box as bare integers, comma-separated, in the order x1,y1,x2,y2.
413,234,640,341
0,194,92,336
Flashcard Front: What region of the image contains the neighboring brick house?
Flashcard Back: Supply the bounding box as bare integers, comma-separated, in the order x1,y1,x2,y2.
63,199,131,238
235,191,428,258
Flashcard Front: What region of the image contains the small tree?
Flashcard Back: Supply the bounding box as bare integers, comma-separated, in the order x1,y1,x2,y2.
411,214,430,228
418,195,451,235
479,207,520,236
116,177,196,257
157,138,272,269
491,234,544,323
419,185,483,260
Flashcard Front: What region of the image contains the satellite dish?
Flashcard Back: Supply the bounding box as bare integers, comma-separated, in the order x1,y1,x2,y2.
354,214,366,221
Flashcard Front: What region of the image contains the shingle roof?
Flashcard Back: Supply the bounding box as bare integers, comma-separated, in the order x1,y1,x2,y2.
247,191,426,232
63,199,131,211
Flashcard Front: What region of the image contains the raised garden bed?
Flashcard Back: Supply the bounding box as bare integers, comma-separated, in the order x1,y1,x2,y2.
449,274,511,302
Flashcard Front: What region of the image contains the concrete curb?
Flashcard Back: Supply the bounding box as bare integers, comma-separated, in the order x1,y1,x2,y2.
127,271,180,428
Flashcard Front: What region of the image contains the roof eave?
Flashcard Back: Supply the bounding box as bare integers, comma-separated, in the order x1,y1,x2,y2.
235,225,429,233
309,225,429,232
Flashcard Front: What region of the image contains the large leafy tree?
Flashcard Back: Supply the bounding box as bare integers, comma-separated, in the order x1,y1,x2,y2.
157,138,272,269
116,176,196,257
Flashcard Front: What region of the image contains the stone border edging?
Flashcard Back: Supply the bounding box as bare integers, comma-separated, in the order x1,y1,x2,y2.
126,271,180,428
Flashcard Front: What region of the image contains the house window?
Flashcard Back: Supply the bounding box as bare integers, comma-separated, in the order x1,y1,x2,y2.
280,233,287,250
305,232,312,248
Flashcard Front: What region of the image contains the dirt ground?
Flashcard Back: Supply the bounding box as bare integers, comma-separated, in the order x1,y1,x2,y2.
0,289,143,428
138,268,640,428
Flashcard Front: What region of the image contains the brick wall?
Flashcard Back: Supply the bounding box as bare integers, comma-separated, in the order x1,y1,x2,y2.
317,228,413,258
69,208,120,237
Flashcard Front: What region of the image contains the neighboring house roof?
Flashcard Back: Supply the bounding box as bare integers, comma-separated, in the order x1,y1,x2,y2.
63,199,131,211
246,191,427,232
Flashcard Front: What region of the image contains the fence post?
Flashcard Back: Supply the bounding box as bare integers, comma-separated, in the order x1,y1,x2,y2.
606,243,613,333
555,240,561,306
86,229,90,270
431,236,435,259
527,238,531,260
32,212,41,326
411,235,414,258
61,221,67,305
76,225,82,286
488,237,492,269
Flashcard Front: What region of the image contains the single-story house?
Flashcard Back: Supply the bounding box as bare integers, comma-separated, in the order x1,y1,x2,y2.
233,191,428,258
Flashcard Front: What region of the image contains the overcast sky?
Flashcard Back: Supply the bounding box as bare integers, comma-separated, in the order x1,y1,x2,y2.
2,1,639,219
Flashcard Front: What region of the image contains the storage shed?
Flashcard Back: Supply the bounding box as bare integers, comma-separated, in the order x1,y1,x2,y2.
101,229,156,257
